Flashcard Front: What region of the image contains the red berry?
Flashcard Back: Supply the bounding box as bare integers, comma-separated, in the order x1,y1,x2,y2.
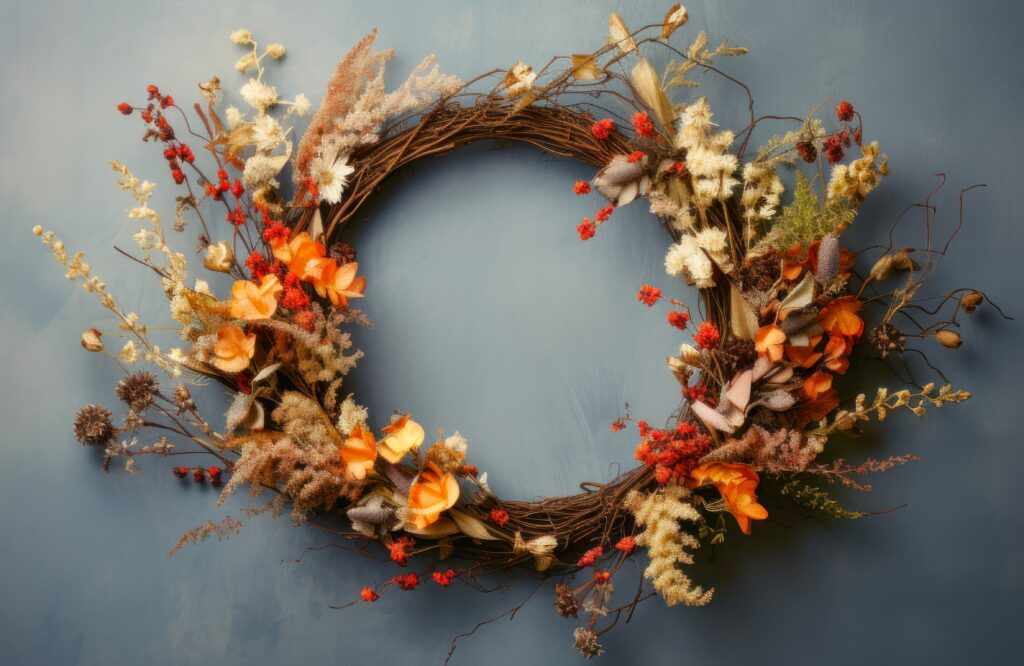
615,536,636,554
231,179,244,198
667,310,690,330
172,466,189,479
577,545,603,567
217,168,228,181
694,321,721,349
637,284,661,307
573,180,591,195
192,469,205,483
171,169,185,184
627,150,645,163
146,84,159,98
489,509,509,527
207,466,223,483
590,118,615,139
360,587,379,602
117,102,132,115
160,95,174,109
595,205,613,223
631,111,655,138
576,218,596,241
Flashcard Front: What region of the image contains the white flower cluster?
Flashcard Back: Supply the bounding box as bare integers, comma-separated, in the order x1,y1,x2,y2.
664,227,731,288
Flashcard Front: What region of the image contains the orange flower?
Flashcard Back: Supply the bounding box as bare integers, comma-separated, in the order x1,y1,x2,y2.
270,231,365,308
785,342,823,369
794,388,840,426
687,462,768,535
801,370,833,399
378,414,425,464
213,325,256,373
823,335,853,374
230,274,283,320
819,296,864,339
339,426,377,480
407,463,460,529
755,324,787,363
313,261,366,308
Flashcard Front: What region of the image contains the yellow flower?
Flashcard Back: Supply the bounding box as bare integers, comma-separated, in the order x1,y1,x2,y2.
213,325,256,373
339,426,377,480
407,463,460,529
312,261,365,309
230,274,283,320
688,462,768,535
378,414,424,464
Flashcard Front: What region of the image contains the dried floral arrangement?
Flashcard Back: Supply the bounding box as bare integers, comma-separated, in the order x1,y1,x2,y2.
37,6,1009,661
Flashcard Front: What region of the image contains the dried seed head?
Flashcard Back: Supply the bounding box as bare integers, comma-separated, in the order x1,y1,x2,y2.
573,627,603,659
934,330,963,349
679,343,704,365
960,291,984,314
73,404,115,445
172,384,194,411
554,582,581,618
81,328,104,352
869,248,918,282
115,372,159,411
868,323,906,358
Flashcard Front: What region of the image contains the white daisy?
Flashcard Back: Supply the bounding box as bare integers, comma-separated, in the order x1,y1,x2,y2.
311,154,355,204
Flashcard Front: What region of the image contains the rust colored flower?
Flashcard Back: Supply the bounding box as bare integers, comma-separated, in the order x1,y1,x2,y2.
432,569,456,587
577,545,603,567
794,388,840,426
360,587,379,602
667,310,690,330
378,414,425,464
687,462,768,535
631,111,655,138
819,296,864,339
407,463,460,529
573,180,591,195
489,508,510,527
577,218,596,240
339,426,377,480
230,274,283,320
802,370,833,400
836,100,855,122
213,325,256,373
755,324,787,363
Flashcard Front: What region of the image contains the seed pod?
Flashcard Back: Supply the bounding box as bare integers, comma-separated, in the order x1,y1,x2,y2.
815,234,840,283
81,328,104,352
960,291,984,314
934,330,963,349
679,343,704,365
869,248,918,281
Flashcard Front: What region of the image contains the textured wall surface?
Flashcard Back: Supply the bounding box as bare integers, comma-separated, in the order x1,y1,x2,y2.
2,1,1022,664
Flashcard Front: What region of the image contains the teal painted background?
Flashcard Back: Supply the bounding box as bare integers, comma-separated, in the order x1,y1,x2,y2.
2,1,1022,664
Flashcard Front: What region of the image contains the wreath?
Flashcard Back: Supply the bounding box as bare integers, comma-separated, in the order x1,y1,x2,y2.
37,6,1008,661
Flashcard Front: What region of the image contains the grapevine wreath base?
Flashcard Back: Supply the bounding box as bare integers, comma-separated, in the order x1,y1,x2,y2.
39,6,1008,661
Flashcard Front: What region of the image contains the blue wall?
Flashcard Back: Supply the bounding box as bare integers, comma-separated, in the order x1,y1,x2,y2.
2,1,1022,664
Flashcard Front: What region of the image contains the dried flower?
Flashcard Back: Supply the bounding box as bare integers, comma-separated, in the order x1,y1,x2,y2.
591,118,615,139
573,180,591,195
667,310,690,330
339,426,377,480
576,218,596,240
693,322,720,350
81,328,104,352
407,463,460,529
310,154,355,204
573,627,603,660
172,384,194,412
554,582,581,618
230,274,283,320
631,111,655,137
73,404,115,445
615,536,636,554
213,325,256,373
489,508,509,527
360,587,379,602
637,284,661,306
378,414,425,464
688,462,767,535
432,569,456,587
960,291,984,314
577,545,603,567
836,100,855,122
204,241,234,273
115,371,159,411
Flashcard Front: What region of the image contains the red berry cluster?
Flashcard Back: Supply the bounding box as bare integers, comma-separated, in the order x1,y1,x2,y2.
614,536,636,554
360,587,379,602
391,572,419,590
667,310,690,330
573,180,591,195
634,421,712,484
631,111,655,138
576,218,596,240
118,85,196,185
590,118,615,139
489,508,509,527
432,569,456,587
636,284,662,307
694,321,721,350
577,545,603,567
172,466,223,484
627,150,645,163
388,536,416,566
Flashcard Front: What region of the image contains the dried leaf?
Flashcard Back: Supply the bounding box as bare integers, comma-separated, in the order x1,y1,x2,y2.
662,3,689,39
692,399,736,434
607,13,637,54
571,54,602,80
402,517,459,539
730,284,760,340
631,58,674,128
449,508,501,541
779,273,815,318
251,362,281,385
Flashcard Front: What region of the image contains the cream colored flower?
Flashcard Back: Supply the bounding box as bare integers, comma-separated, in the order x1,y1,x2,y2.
266,43,286,59
121,340,139,364
225,106,243,129
503,62,536,98
203,241,234,273
378,414,425,464
311,154,355,204
239,79,278,113
293,93,311,117
235,52,257,73
251,114,285,151
230,29,253,45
